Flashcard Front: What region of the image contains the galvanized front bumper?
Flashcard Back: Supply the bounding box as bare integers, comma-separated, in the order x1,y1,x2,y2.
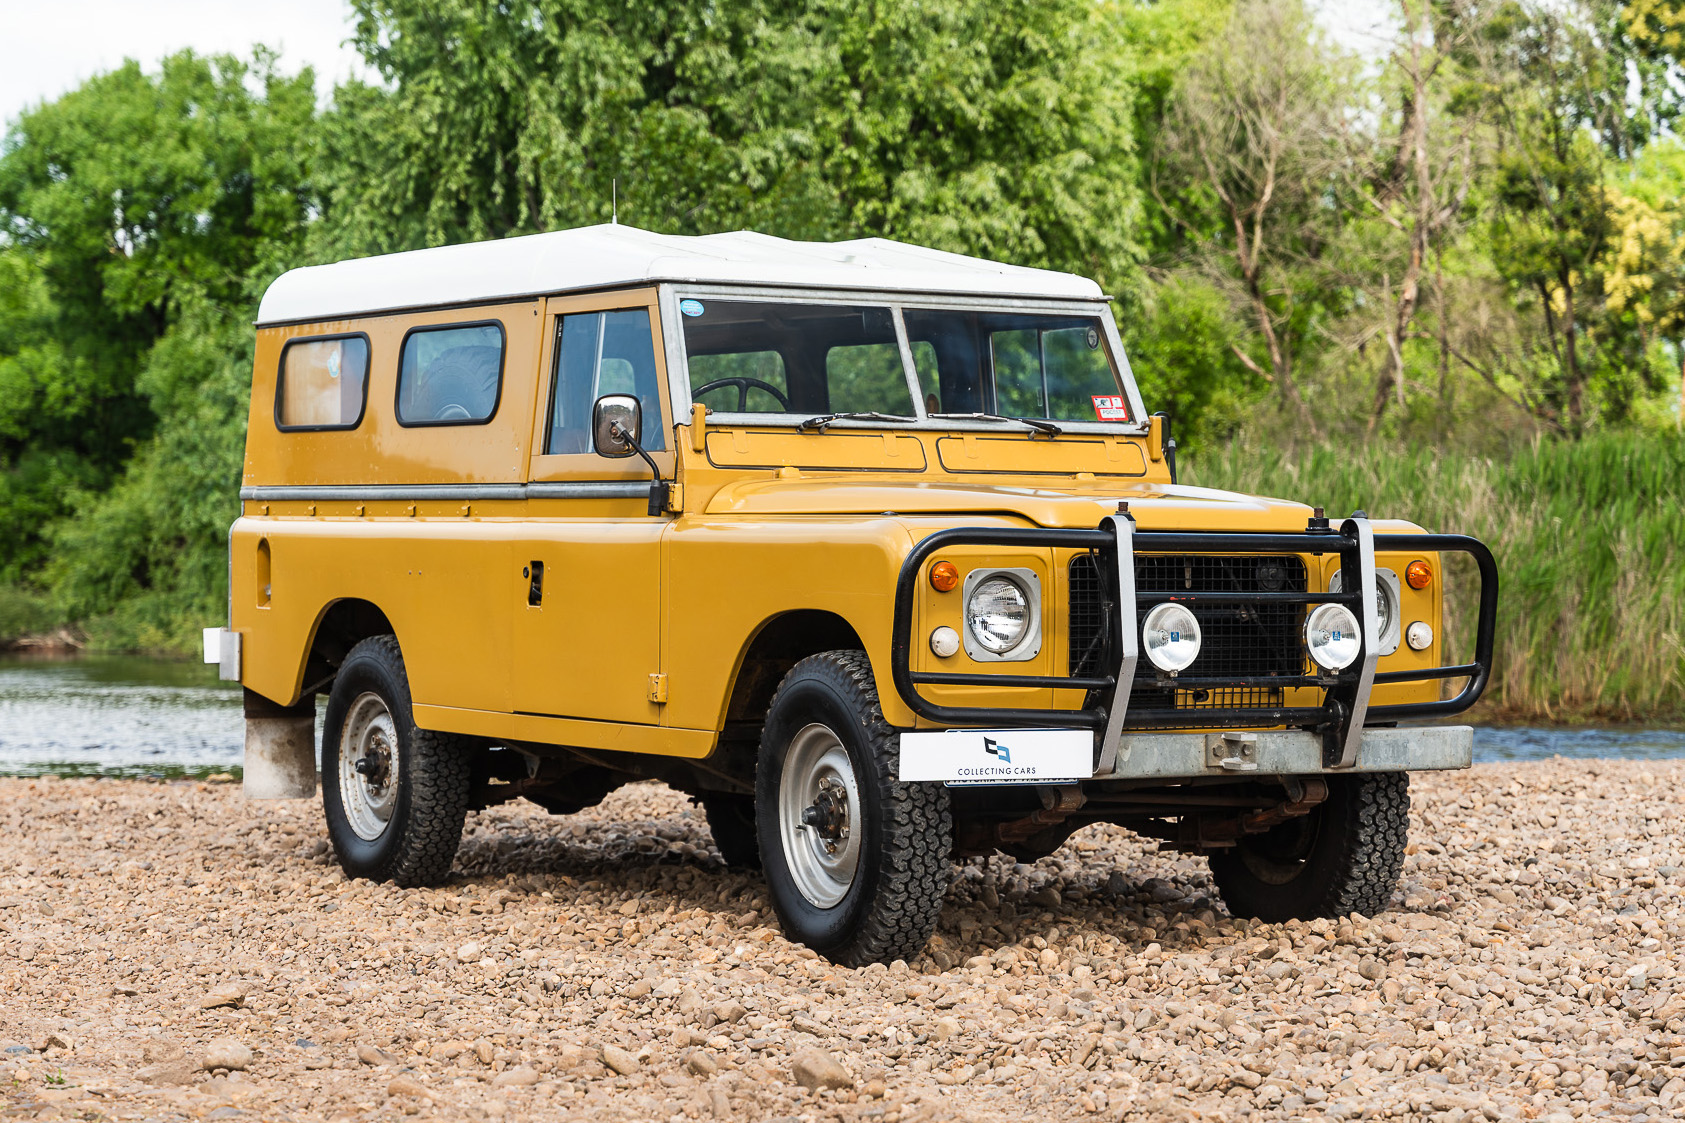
1100,724,1472,779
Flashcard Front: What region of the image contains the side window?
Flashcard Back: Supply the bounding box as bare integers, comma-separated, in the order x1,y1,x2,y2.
276,335,369,430
396,323,505,426
546,308,666,455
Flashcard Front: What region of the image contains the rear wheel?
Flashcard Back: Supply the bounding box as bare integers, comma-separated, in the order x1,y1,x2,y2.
321,636,473,886
1208,771,1409,921
699,792,761,868
756,651,952,966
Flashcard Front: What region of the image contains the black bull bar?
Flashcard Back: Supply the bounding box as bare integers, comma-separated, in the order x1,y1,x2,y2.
889,517,1498,769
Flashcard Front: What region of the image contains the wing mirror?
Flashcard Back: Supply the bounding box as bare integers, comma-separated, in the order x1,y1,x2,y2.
592,394,670,516
592,394,642,457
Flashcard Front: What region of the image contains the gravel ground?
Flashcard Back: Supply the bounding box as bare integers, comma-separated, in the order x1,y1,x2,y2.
2,759,1683,1123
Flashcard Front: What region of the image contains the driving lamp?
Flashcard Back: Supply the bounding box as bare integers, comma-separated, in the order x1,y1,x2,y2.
1142,603,1202,673
1305,603,1363,671
966,576,1031,654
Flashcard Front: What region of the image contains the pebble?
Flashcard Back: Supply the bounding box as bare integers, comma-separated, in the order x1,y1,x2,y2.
199,1038,252,1072
3,763,1684,1122
790,1049,852,1091
198,982,246,1010
600,1044,640,1075
387,1074,431,1098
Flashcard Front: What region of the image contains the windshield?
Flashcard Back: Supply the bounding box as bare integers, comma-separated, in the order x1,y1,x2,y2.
678,297,1130,424
681,300,916,416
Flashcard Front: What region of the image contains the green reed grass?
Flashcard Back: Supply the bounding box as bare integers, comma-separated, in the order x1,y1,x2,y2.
1184,433,1685,722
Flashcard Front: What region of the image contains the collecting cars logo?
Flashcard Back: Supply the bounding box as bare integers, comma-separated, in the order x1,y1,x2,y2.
958,736,1038,779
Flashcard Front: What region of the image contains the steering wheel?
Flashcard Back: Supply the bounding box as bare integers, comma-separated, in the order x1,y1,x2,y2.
693,377,790,412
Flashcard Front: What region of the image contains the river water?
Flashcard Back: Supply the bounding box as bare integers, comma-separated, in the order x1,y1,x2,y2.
0,653,1680,778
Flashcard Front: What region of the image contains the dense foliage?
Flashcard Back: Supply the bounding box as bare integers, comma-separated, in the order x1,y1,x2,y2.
0,0,1681,716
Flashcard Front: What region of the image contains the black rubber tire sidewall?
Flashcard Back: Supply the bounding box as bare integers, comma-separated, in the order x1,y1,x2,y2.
700,792,762,869
321,636,468,885
1209,772,1409,922
756,671,886,954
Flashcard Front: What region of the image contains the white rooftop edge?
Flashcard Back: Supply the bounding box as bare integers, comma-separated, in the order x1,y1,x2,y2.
256,224,1106,325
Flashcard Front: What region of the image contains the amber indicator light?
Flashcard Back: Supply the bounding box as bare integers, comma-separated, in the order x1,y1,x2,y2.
1405,559,1433,590
930,560,960,592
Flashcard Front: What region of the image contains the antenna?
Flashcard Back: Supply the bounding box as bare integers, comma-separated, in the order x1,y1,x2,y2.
612,179,618,225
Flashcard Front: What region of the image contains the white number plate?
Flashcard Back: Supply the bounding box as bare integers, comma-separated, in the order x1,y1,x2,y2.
898,729,1092,786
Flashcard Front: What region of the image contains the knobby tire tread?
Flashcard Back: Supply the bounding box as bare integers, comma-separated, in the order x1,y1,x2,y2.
764,651,952,966
330,636,473,888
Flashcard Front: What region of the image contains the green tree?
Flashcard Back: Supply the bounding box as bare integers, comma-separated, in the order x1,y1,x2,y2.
1151,0,1354,428
0,50,317,646
317,0,1139,292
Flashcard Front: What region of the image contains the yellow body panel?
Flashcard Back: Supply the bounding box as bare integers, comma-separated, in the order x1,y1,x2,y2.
232,285,1452,761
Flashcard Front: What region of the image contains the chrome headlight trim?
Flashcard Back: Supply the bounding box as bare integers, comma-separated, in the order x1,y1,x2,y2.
1330,566,1402,656
960,567,1042,662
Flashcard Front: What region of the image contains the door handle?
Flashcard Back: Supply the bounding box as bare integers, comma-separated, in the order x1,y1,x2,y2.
525,561,545,606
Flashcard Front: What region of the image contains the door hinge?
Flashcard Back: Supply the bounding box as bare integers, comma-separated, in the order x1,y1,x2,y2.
648,674,668,704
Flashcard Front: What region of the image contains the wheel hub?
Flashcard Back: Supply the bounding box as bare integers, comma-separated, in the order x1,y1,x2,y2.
338,692,401,841
800,776,850,850
777,723,863,909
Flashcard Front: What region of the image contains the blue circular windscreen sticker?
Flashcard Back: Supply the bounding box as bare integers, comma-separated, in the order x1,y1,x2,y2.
680,299,705,317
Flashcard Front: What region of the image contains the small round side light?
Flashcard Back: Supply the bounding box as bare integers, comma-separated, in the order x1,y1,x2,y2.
1406,621,1433,651
930,626,961,658
1405,559,1433,590
930,560,960,592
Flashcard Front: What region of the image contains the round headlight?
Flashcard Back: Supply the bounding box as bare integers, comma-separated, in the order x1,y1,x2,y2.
1142,603,1202,673
966,576,1030,653
1329,569,1395,644
1305,603,1363,671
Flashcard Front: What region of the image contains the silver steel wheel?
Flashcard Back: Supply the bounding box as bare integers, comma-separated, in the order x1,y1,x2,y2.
338,691,401,841
778,722,863,908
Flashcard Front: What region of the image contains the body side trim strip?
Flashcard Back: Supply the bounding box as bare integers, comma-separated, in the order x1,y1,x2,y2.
240,482,649,502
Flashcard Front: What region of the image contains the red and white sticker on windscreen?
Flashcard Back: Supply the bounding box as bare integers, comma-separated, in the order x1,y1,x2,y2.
1091,395,1128,421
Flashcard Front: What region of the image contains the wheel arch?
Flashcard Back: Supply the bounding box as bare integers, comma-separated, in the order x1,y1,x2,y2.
720,609,867,731
297,597,399,702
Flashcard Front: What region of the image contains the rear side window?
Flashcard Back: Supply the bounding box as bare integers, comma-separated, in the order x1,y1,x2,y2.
396,322,505,426
276,335,370,430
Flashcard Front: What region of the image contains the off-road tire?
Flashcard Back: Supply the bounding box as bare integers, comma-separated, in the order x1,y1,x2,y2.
1209,771,1409,921
756,651,952,966
700,792,761,869
322,636,473,886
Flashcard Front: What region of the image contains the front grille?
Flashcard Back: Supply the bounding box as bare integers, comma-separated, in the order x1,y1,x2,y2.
1069,553,1308,711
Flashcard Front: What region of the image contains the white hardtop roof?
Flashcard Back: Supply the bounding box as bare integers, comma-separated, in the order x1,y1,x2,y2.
256,223,1106,325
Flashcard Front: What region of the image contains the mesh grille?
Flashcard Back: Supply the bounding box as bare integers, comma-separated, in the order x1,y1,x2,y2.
1069,553,1308,710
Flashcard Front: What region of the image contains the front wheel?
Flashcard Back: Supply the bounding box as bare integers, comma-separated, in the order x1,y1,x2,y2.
321,636,473,886
1208,771,1409,921
756,651,952,966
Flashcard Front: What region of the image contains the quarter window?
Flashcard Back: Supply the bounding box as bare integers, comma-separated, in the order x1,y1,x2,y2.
546,309,666,455
276,335,370,430
396,323,505,426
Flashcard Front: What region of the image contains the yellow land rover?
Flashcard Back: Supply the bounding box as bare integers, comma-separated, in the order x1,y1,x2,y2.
207,224,1496,966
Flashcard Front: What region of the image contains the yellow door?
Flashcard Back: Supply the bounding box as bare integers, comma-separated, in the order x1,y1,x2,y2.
510,290,676,727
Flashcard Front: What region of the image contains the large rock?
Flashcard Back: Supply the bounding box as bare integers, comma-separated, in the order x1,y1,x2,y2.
601,1044,640,1076
790,1049,852,1092
200,1038,252,1072
492,1065,540,1088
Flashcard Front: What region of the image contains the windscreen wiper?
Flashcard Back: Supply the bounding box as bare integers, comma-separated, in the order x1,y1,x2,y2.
928,412,1063,437
796,412,917,432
